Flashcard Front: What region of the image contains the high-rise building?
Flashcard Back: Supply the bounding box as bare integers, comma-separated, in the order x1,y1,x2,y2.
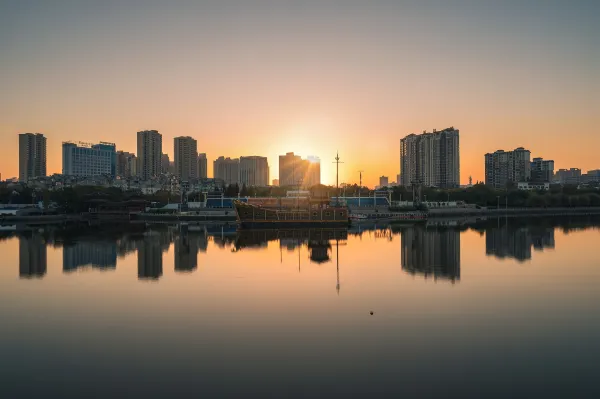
400,127,460,188
18,133,46,182
116,151,137,178
197,153,207,179
304,156,321,188
240,156,269,187
62,141,116,177
213,156,240,185
530,157,554,182
278,152,321,187
161,153,170,174
279,152,302,187
174,136,198,181
554,168,581,185
484,147,531,188
137,130,162,180
379,176,389,188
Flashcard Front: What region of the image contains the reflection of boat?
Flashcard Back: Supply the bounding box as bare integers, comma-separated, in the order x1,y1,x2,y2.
234,228,348,250
349,213,368,221
234,200,349,228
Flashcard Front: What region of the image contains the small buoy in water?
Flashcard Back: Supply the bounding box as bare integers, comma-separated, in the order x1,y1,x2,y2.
370,311,374,315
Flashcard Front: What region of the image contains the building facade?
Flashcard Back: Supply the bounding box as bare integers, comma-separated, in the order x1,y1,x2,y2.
116,151,137,178
62,142,117,177
197,153,207,179
239,156,269,187
554,168,581,185
379,176,389,188
400,127,460,188
530,157,554,182
213,156,240,185
484,147,531,188
137,130,162,180
19,133,47,182
174,136,198,181
279,152,321,188
161,153,170,174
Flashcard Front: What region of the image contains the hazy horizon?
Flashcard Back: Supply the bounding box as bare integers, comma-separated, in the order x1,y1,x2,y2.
1,0,599,187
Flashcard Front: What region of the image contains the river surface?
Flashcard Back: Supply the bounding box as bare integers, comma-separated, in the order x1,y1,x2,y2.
1,217,599,398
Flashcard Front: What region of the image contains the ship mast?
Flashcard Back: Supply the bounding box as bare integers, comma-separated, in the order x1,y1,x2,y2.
333,152,343,206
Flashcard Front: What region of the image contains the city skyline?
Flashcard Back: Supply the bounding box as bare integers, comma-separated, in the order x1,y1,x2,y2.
1,1,598,187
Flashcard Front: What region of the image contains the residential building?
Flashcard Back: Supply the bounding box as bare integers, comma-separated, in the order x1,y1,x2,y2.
484,147,531,188
554,168,581,185
400,127,460,188
62,141,116,177
213,156,240,185
137,130,162,180
581,169,600,184
304,156,321,187
174,136,198,181
278,152,321,187
161,154,170,174
240,156,269,187
197,153,207,179
116,151,137,178
379,176,389,188
19,133,47,182
279,152,303,187
530,157,554,182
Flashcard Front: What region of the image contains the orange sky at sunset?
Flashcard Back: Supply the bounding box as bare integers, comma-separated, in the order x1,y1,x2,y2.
1,1,598,187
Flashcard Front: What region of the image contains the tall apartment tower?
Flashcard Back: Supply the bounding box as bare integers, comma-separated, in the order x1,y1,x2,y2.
137,130,162,180
239,156,269,187
484,147,531,188
400,127,460,188
530,157,554,182
19,133,47,182
213,156,240,185
174,136,198,181
304,156,321,188
197,153,208,179
116,151,137,178
279,152,303,187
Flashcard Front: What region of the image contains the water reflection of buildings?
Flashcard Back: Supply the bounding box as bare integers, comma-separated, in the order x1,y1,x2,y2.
137,233,163,280
63,241,118,271
174,234,198,272
486,224,555,262
401,227,460,282
19,233,47,278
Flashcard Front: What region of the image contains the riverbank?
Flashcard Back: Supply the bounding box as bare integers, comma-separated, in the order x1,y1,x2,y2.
427,206,600,217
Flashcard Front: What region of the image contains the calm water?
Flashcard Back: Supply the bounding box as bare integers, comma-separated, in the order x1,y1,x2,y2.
1,218,600,398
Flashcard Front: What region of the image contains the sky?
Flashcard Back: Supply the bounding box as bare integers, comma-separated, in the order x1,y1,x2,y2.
1,0,598,187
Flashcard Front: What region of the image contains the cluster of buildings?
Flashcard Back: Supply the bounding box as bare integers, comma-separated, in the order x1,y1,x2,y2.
14,128,599,192
14,132,322,191
484,147,600,189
